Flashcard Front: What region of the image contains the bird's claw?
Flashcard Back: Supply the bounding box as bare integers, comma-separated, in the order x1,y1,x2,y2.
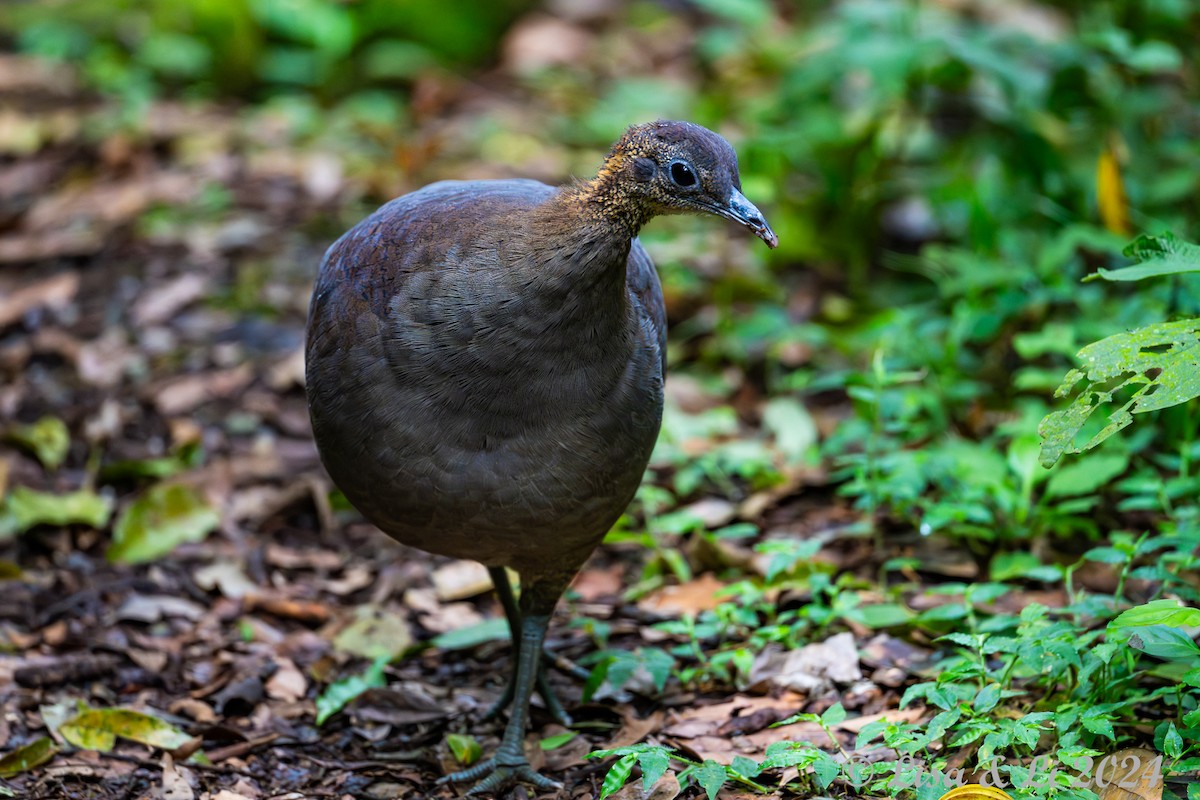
438,757,562,796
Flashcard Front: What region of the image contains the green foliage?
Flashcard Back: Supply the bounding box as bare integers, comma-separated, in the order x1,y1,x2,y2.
589,743,768,799
5,0,532,103
1040,233,1200,466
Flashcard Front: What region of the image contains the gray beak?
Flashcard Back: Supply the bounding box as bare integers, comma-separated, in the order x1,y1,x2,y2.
723,188,778,249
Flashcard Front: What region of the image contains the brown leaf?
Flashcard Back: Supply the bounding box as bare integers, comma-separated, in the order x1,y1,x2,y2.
639,573,729,615
607,709,665,749
160,753,195,800
750,632,862,692
265,658,307,703
151,364,254,415
432,560,494,601
0,272,78,328
131,273,209,327
1093,748,1163,800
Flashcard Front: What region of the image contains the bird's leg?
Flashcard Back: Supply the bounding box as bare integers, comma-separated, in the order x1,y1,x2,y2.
482,567,574,726
440,573,572,795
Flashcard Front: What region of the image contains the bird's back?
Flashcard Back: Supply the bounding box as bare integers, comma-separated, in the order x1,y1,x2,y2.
305,180,666,574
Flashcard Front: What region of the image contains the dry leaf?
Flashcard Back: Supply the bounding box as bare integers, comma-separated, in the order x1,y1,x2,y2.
0,272,78,327
265,658,307,703
161,753,195,800
1093,748,1163,800
431,560,493,601
640,573,729,615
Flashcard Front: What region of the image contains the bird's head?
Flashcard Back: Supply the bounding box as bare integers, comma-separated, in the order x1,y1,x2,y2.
601,120,778,249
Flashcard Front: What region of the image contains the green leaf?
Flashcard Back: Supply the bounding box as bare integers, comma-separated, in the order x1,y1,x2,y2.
1044,452,1130,498
1085,546,1129,564
4,417,69,470
1110,599,1200,629
821,702,846,727
431,617,509,651
1163,722,1183,759
445,733,482,765
693,760,728,800
539,731,577,751
1090,232,1200,282
599,753,636,799
60,708,191,752
812,750,840,788
1038,317,1200,467
640,647,676,693
974,683,1001,714
315,655,388,725
0,737,57,777
106,483,219,564
5,487,113,535
729,755,759,779
640,748,672,790
333,605,413,660
857,602,914,628
762,397,818,464
1125,625,1200,660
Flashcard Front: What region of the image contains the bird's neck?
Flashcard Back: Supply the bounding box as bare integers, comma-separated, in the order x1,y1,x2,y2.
556,157,652,243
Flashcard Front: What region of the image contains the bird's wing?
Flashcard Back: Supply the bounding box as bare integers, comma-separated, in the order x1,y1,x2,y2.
627,240,667,376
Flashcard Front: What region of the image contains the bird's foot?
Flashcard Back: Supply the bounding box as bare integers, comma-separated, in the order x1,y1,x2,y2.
482,658,572,726
437,756,562,797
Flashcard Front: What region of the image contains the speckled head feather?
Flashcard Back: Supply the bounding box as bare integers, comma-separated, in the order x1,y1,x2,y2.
574,120,777,248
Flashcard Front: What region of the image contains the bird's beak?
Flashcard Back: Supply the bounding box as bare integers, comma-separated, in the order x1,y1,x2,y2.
718,188,778,249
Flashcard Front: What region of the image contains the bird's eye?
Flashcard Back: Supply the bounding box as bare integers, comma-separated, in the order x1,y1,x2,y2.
669,161,698,188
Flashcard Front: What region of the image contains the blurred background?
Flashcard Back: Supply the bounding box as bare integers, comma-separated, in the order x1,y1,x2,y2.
2,1,1200,796
3,0,1198,546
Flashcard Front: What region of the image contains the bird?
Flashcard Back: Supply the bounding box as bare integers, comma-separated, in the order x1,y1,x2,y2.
305,120,777,796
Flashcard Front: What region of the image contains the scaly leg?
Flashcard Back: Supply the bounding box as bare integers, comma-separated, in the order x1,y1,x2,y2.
440,571,573,795
482,567,578,726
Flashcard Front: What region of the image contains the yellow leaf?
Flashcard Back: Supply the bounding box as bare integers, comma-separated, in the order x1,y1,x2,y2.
1097,136,1130,235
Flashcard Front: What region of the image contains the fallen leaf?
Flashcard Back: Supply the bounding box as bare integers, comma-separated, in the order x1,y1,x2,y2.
3,416,69,469
132,274,208,327
265,659,307,703
333,606,413,660
4,486,113,535
0,272,78,327
60,707,192,753
316,657,388,725
640,573,729,615
161,753,194,800
1093,748,1163,800
570,565,623,602
751,633,863,692
0,736,57,777
150,364,254,416
194,560,258,599
107,483,219,565
432,560,493,601
115,594,206,623
353,683,449,726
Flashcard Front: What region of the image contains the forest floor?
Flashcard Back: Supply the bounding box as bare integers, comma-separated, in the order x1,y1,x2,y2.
0,46,1157,800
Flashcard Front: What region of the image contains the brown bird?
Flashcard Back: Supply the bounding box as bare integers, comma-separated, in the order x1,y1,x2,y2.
305,120,777,795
